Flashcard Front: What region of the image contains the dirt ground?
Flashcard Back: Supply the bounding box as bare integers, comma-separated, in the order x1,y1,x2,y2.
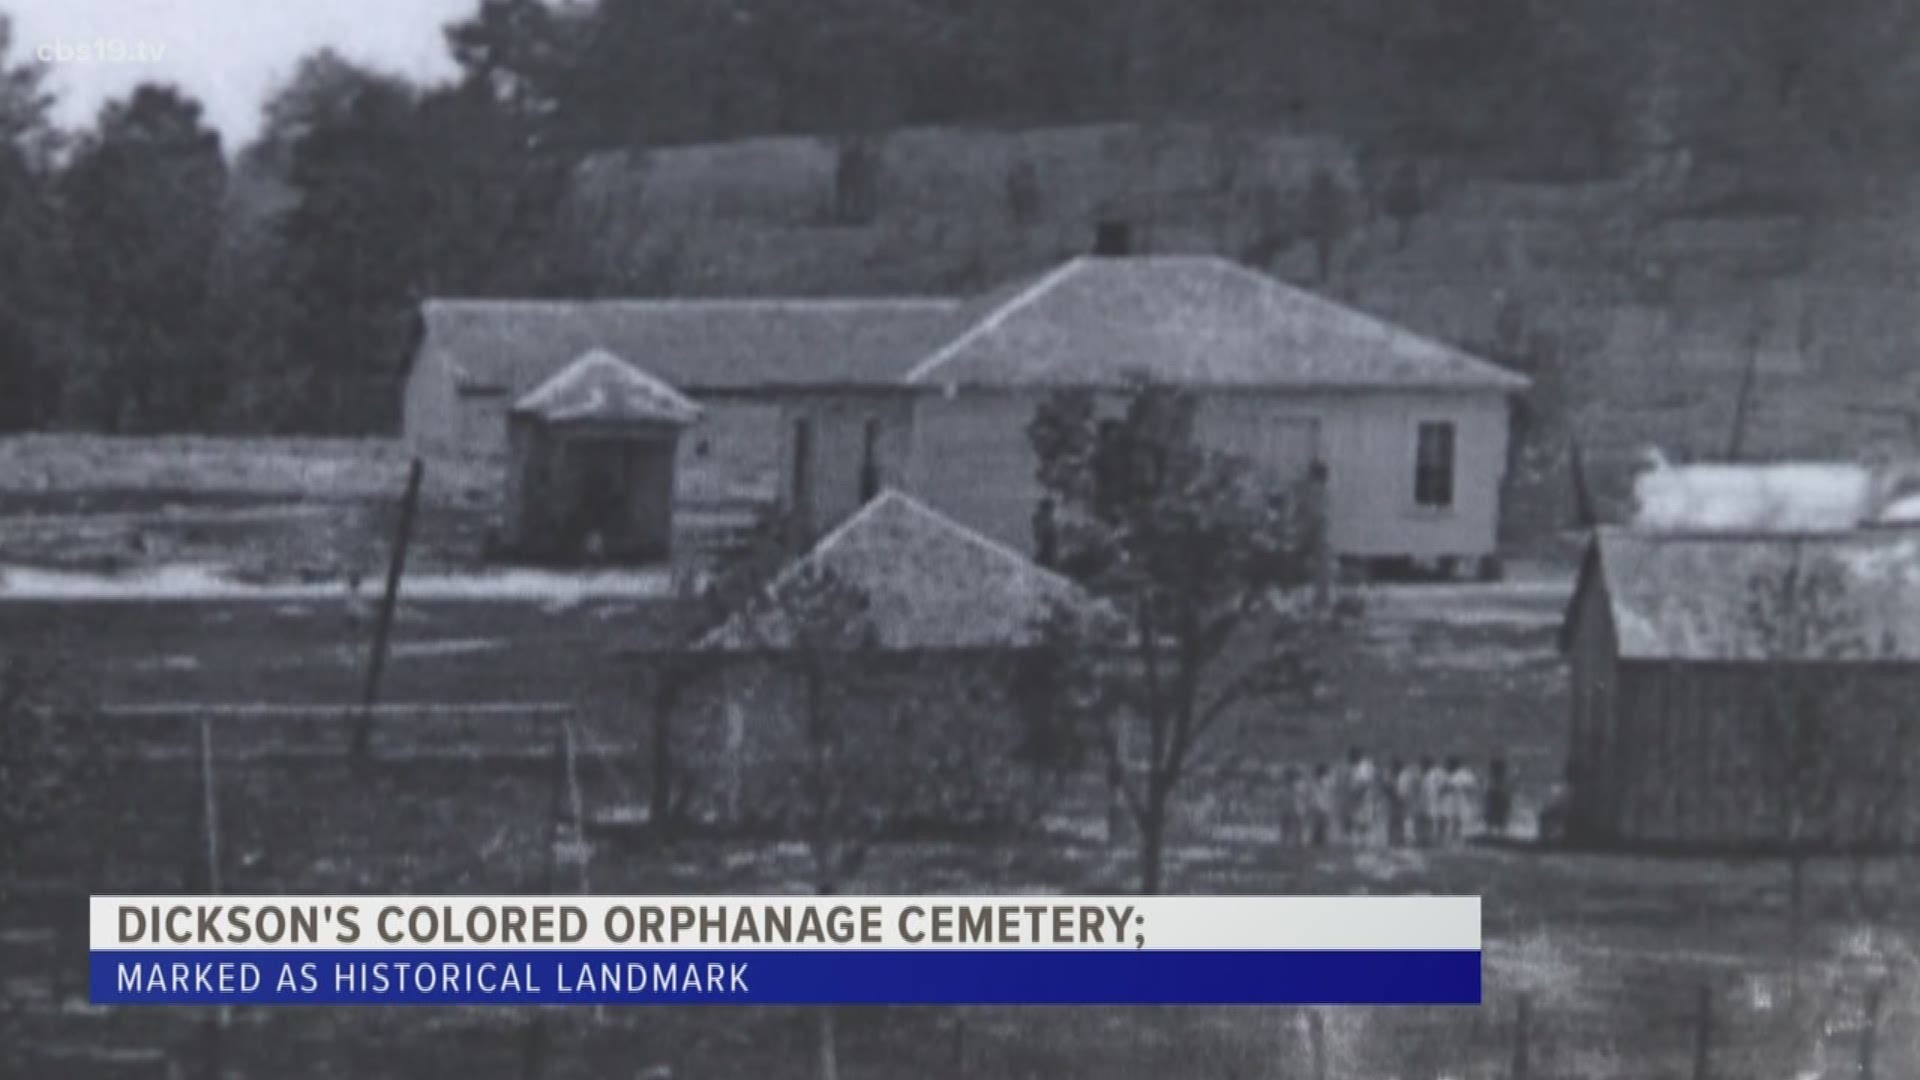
5,571,1918,1078
0,434,1903,1077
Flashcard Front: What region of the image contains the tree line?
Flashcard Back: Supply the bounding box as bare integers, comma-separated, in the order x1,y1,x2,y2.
0,9,569,435
0,0,1916,435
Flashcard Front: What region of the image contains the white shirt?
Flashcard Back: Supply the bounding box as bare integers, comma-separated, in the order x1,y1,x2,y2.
1351,759,1377,789
1447,768,1480,817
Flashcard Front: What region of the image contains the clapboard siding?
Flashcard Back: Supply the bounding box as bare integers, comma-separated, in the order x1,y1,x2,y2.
907,386,1512,561
1567,563,1920,850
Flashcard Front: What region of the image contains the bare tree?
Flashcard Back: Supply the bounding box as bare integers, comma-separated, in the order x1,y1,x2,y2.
706,557,1071,1078
628,506,801,834
1028,384,1352,894
715,559,1064,885
720,563,875,1080
1743,548,1907,1004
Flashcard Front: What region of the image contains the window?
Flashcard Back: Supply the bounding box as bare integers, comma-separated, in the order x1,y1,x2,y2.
1414,421,1455,509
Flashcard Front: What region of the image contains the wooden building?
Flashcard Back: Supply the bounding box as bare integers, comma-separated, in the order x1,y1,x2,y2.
889,256,1528,573
1560,527,1920,850
671,489,1092,826
404,295,962,538
503,349,701,564
407,253,1527,570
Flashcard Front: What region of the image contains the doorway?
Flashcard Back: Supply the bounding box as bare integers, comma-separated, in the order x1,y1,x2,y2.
567,440,629,556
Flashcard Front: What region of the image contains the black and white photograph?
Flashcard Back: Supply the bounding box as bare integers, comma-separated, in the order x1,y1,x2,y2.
4,0,1920,1074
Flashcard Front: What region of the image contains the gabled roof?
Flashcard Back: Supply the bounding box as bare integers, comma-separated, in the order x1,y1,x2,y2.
420,297,965,395
512,349,702,425
1565,527,1920,662
700,489,1088,652
903,256,1530,392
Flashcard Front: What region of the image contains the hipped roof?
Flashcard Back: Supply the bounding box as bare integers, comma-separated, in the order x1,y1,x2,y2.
903,257,1530,392
420,257,1525,398
699,490,1088,652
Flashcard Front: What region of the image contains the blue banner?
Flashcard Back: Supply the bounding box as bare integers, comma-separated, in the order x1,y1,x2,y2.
93,949,1481,1006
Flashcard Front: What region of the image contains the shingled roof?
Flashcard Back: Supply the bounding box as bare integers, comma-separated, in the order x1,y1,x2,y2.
902,256,1530,391
419,297,965,395
700,490,1088,652
420,258,1523,399
1566,528,1920,661
512,349,702,425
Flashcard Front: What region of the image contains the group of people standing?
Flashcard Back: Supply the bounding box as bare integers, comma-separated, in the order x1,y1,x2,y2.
1279,748,1514,847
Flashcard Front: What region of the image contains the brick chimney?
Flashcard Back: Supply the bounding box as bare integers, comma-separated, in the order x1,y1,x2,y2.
1093,219,1134,257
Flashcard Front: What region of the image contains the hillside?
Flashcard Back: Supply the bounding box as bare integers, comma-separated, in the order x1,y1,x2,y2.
550,121,1920,557
15,124,1915,571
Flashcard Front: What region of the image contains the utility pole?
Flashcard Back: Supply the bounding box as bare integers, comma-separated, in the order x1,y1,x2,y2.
352,458,425,765
1725,308,1767,461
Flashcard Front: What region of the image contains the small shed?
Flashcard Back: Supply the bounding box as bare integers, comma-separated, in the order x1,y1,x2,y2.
1560,527,1920,850
504,349,701,565
665,489,1094,825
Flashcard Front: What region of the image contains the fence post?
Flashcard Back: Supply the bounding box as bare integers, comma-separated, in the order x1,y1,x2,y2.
1305,1009,1328,1080
952,1011,967,1080
1691,981,1713,1080
199,719,221,895
1510,994,1532,1080
197,718,227,1080
1859,981,1886,1080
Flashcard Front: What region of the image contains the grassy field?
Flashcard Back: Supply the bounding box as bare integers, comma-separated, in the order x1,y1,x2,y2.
6,573,1919,1078
0,435,493,578
0,435,767,580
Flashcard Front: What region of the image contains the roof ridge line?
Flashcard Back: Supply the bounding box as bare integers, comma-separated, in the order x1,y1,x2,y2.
805,488,907,565
425,296,961,309
729,490,908,617
1208,259,1530,388
689,491,906,651
902,259,1087,385
880,488,1086,595
749,487,1075,612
